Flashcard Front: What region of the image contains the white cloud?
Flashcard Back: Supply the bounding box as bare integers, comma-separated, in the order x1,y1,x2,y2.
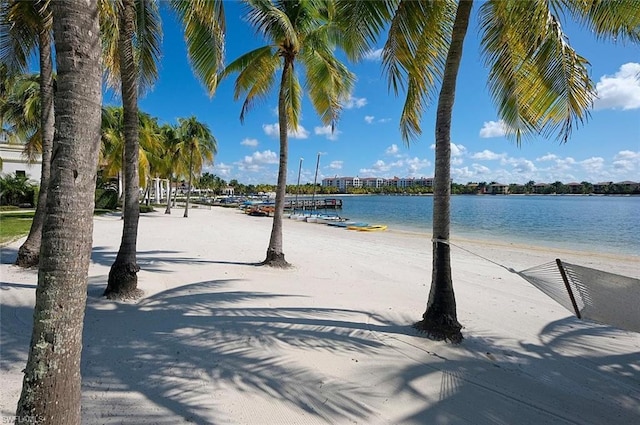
342,95,367,109
213,162,232,178
612,150,640,172
594,62,640,110
580,157,605,172
364,48,382,61
479,120,509,138
377,118,392,123
314,125,341,141
405,157,431,174
328,160,343,170
385,144,399,155
240,138,258,147
471,150,505,161
236,150,279,172
451,143,467,158
364,115,375,124
262,123,309,139
536,153,559,162
504,158,536,173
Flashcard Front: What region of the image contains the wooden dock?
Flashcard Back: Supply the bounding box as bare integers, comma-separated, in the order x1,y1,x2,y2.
285,198,342,210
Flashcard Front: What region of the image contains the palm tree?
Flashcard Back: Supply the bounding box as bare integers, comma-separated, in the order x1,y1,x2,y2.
0,72,42,159
15,0,102,422
99,106,161,197
344,0,638,341
219,0,356,267
1,0,55,268
176,116,217,218
157,123,183,214
103,0,161,300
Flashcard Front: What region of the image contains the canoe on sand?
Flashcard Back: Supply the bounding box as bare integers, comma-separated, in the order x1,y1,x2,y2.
347,224,388,232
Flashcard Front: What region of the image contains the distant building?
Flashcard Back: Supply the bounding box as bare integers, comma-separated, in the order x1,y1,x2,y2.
0,142,42,182
487,183,509,195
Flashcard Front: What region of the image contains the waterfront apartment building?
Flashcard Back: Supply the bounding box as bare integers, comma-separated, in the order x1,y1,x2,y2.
322,176,434,192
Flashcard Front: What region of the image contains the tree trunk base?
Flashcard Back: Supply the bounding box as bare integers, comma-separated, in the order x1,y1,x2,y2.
15,244,39,268
165,208,171,214
260,250,290,268
413,313,463,343
104,261,142,300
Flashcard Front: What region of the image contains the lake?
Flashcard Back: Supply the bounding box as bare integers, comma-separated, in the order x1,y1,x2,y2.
313,194,639,256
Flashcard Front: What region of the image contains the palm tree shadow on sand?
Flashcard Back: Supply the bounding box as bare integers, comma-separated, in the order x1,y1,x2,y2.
371,317,640,424
79,279,415,424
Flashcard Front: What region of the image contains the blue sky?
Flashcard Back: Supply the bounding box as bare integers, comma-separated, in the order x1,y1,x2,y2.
127,2,640,185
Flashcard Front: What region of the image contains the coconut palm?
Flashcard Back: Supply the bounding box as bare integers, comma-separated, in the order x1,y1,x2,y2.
342,0,639,341
1,0,55,268
99,106,161,193
176,116,217,218
218,0,356,267
104,0,226,297
0,72,42,159
15,0,102,422
157,123,188,214
102,0,162,300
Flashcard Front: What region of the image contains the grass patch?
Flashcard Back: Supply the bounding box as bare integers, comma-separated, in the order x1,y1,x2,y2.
0,212,34,245
0,210,118,245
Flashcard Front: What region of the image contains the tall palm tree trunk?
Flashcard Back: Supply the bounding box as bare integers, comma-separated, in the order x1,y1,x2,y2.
15,29,54,268
183,147,194,217
15,1,102,422
104,0,141,300
415,0,472,342
263,58,292,268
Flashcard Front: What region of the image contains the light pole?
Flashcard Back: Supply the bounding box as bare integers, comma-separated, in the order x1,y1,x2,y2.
311,152,321,213
295,157,303,213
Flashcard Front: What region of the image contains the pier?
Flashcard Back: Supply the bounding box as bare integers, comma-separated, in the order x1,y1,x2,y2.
285,198,342,210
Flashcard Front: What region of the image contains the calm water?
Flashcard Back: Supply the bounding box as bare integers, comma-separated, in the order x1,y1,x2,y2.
316,195,639,256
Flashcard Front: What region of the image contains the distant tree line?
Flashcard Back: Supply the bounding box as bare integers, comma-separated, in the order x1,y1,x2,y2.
213,179,639,197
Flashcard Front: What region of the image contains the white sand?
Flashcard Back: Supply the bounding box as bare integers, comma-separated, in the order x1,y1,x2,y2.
1,206,639,424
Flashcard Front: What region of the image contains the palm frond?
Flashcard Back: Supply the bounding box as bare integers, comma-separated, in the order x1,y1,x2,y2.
334,0,397,60
0,0,44,73
221,47,280,123
171,0,225,95
246,0,298,51
282,63,303,131
382,0,455,142
480,0,595,144
302,46,354,128
134,0,162,94
561,0,640,43
100,0,122,91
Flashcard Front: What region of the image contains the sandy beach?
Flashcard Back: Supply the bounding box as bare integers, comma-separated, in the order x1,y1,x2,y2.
1,206,639,424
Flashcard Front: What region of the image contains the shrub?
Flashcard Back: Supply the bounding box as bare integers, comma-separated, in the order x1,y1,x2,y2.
95,188,118,210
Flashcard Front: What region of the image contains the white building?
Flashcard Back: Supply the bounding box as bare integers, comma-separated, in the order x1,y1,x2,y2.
0,141,42,183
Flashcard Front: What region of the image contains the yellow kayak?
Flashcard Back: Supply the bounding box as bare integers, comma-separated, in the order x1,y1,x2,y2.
347,225,387,232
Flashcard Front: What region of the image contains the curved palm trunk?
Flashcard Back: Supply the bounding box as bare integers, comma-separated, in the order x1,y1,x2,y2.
183,147,194,217
15,1,102,422
15,29,54,268
415,0,472,342
104,0,142,300
262,58,292,268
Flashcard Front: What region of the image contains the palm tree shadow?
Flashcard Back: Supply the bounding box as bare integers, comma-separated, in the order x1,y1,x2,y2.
376,318,640,424
80,279,403,424
0,246,18,264
90,246,261,270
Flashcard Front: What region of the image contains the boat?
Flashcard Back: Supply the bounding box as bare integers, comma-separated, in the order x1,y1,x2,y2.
315,214,347,224
329,221,368,228
347,224,388,232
